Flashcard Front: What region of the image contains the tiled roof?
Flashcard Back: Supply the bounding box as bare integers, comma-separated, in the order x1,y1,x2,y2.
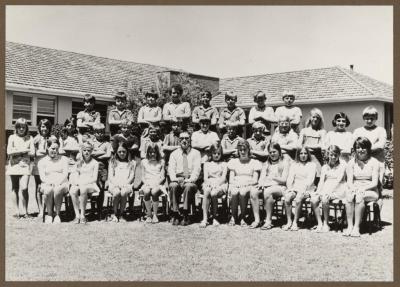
211,66,393,108
6,41,176,98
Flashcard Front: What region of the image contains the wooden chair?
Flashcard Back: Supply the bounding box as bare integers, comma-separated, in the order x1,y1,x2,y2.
363,201,382,235
329,199,346,232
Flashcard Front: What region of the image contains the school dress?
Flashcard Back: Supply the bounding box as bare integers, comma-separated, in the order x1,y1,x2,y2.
227,158,262,191
6,134,35,176
108,161,136,192
288,161,317,196
202,161,228,193
259,159,289,195
317,162,348,200
141,159,164,189
348,157,380,202
38,156,69,191
78,159,100,193
299,127,326,177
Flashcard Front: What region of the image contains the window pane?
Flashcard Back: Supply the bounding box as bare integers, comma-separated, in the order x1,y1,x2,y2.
13,95,32,121
37,98,55,115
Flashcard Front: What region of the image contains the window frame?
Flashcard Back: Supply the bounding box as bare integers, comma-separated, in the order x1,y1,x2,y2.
10,92,58,129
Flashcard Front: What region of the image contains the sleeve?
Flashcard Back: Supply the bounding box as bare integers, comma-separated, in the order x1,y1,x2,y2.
238,108,246,125
38,157,46,182
107,110,114,125
162,103,171,121
183,102,191,118
274,107,282,120
218,109,225,128
77,111,85,120
192,107,200,123
212,132,220,144
189,150,202,182
7,135,14,155
252,159,262,171
191,132,200,147
137,107,145,123
266,107,277,122
168,151,178,181
227,159,235,171
375,127,387,149
248,107,255,124
212,108,219,122
94,112,101,124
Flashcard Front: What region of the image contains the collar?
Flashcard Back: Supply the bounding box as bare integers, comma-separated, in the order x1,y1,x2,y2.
223,107,239,114
181,147,191,154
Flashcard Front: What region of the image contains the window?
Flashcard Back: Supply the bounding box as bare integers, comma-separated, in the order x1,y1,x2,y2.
12,95,32,124
37,98,56,125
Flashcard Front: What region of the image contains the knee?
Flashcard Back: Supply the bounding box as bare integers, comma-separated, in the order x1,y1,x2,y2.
250,188,260,199
310,195,320,206
284,192,294,204
121,187,131,197
69,186,79,197
210,189,219,198
112,188,121,198
169,182,179,191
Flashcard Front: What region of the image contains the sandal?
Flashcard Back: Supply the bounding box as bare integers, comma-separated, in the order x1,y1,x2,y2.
72,217,80,224
199,220,208,228
228,217,236,226
212,219,220,226
152,215,159,224
282,223,292,231
313,225,323,233
249,221,260,229
342,227,352,237
350,230,361,237
290,225,299,231
80,217,88,224
240,219,247,227
145,217,152,224
261,222,273,230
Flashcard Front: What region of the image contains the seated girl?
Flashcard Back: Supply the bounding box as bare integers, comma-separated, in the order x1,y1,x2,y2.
283,146,317,231
344,137,380,237
141,143,165,224
227,139,262,227
108,140,136,223
37,136,69,224
310,145,348,232
255,143,290,230
200,143,228,228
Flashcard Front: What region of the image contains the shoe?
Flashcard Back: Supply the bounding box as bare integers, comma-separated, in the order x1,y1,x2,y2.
290,225,299,231
342,227,352,237
53,216,61,224
350,229,361,237
145,217,152,224
212,219,220,226
313,225,323,233
322,225,330,233
240,219,247,227
249,221,260,229
80,217,88,224
21,214,33,220
152,215,159,224
72,217,80,224
110,215,118,223
119,216,127,223
171,217,179,226
228,217,236,226
180,217,190,226
44,215,53,224
260,222,273,230
199,220,208,228
36,213,44,223
282,223,292,231
12,214,20,220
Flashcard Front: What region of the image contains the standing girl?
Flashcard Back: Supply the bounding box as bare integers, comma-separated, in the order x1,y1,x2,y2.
141,143,165,224
324,112,353,163
200,144,228,227
310,145,348,232
283,146,317,231
69,141,99,224
37,137,69,223
32,119,52,220
298,108,326,182
345,137,380,237
256,143,290,230
108,140,136,222
7,118,35,219
227,139,262,227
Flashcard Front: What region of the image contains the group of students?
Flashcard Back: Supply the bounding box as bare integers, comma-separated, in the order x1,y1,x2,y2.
6,84,387,237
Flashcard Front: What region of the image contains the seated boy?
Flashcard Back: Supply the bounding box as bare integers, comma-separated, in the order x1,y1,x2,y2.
221,122,244,161
247,122,270,162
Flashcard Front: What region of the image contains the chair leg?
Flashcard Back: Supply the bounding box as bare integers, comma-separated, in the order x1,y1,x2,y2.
333,204,338,232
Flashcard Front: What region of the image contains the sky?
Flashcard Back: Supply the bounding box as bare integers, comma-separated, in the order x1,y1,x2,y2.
6,5,393,84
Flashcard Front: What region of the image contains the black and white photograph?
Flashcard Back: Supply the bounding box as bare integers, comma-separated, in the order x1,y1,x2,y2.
5,5,393,281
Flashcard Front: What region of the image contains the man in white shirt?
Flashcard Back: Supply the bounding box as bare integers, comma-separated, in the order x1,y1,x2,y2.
168,131,202,226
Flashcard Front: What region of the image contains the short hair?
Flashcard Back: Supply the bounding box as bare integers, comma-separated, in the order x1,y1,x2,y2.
305,108,325,130
14,118,29,137
170,84,183,96
225,91,237,102
353,137,372,158
114,90,127,100
46,135,60,149
38,118,52,137
209,143,223,162
237,139,251,159
252,122,266,132
145,142,162,162
81,141,94,151
253,91,266,102
332,112,350,127
145,91,159,99
295,146,312,163
83,94,96,105
326,145,341,156
278,115,291,123
362,106,378,119
201,91,212,99
282,90,295,99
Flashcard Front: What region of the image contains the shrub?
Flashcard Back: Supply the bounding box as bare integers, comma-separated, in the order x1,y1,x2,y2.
383,139,393,189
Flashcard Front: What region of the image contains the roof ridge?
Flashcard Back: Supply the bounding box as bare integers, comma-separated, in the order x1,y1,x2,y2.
6,41,176,72
221,66,338,80
335,66,375,96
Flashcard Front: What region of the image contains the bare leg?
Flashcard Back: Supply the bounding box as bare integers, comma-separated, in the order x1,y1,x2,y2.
34,175,44,216
311,195,322,231
10,175,20,217
250,188,261,226
201,188,211,224
19,175,30,216
69,186,80,219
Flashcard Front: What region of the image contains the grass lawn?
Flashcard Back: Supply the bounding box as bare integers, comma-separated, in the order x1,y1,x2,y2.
5,177,393,281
